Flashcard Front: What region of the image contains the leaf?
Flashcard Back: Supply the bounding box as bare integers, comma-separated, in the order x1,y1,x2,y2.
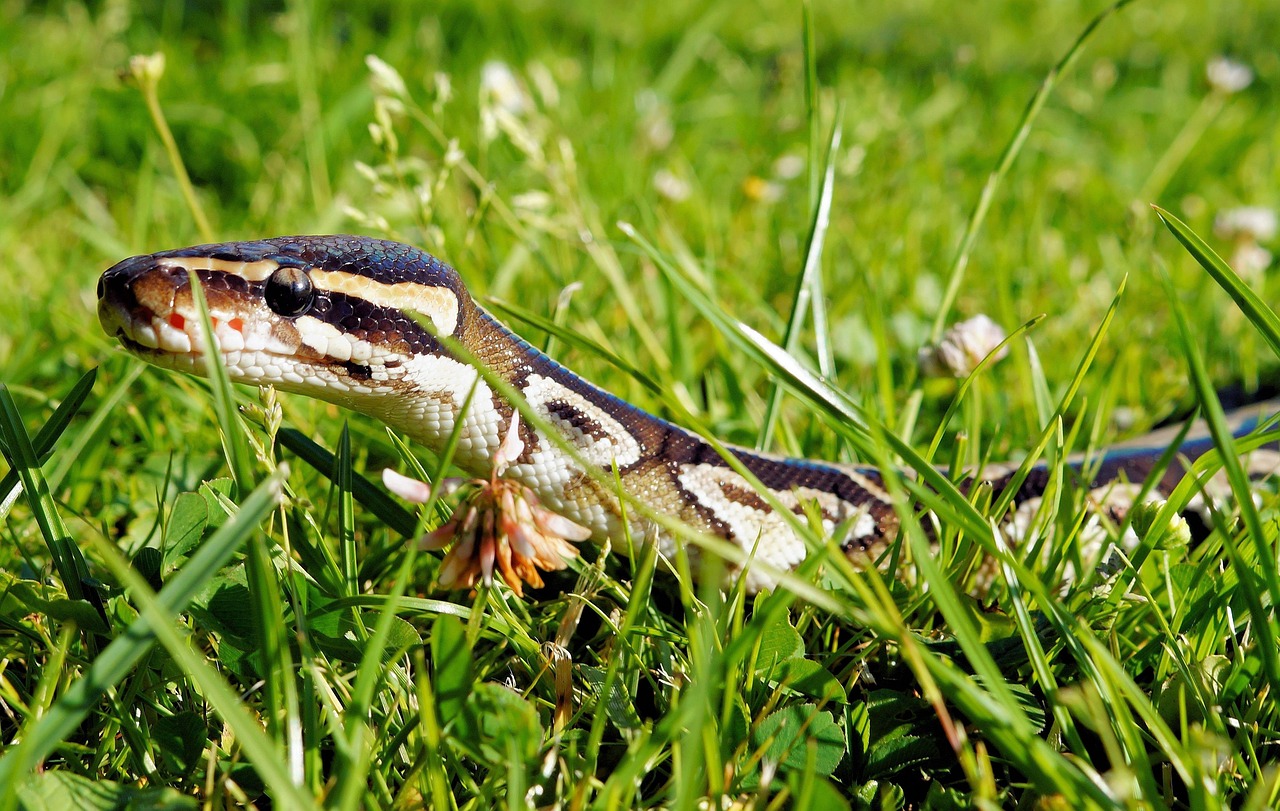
789,773,851,811
431,615,473,727
468,682,543,764
579,665,643,731
751,704,846,776
863,690,946,780
201,579,256,639
756,616,804,666
165,491,209,561
17,770,196,811
7,582,109,635
153,711,207,778
309,611,422,663
199,478,236,529
770,658,847,704
133,546,163,592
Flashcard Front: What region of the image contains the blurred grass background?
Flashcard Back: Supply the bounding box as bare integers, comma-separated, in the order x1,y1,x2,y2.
2,0,1279,806
3,0,1276,449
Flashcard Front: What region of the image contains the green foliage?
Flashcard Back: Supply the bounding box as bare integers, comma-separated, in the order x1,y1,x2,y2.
2,0,1280,808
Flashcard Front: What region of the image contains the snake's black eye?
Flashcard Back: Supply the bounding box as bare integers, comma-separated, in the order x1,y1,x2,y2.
264,267,314,317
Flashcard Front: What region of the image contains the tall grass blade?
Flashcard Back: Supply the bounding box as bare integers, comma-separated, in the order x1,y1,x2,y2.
758,117,842,450
0,384,95,610
1154,205,1280,358
0,368,96,520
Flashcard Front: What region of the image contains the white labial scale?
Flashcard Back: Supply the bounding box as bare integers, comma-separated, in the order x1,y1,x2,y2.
213,319,245,352
156,319,193,354
295,316,382,364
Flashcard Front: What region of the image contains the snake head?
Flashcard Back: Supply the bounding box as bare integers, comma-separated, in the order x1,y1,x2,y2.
96,235,472,403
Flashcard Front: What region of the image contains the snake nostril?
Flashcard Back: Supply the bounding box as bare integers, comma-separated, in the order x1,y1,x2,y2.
96,275,106,300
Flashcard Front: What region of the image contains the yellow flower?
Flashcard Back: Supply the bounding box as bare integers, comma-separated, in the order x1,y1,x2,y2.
383,412,591,596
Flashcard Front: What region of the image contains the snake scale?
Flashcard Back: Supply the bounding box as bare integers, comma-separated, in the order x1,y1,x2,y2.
97,235,1276,592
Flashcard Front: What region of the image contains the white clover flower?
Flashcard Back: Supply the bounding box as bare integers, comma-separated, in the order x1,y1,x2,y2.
1127,499,1191,549
1214,206,1277,243
917,314,1009,379
128,52,166,84
1206,56,1253,94
383,413,590,596
653,169,691,202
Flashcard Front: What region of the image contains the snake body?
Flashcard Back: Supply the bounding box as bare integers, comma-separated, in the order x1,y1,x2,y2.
97,235,1272,592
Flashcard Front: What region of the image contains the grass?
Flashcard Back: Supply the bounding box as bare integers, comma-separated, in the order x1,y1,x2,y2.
2,0,1279,807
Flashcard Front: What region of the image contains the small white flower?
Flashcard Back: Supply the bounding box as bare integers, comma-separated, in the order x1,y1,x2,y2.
1206,56,1253,95
636,90,674,150
1214,206,1277,243
917,314,1009,379
128,52,166,85
772,154,805,180
1232,243,1272,279
1127,499,1191,549
365,54,408,99
653,169,691,202
480,60,532,117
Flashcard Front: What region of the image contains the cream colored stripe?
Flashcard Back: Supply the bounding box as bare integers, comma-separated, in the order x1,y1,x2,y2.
159,256,281,281
309,269,460,335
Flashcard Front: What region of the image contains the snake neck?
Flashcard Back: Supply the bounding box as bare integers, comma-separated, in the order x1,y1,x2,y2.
398,304,899,590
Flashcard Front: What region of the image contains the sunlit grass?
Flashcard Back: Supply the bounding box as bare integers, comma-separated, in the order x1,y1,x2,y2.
2,1,1279,807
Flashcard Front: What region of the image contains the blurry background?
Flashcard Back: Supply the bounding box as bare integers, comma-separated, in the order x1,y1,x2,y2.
1,0,1277,470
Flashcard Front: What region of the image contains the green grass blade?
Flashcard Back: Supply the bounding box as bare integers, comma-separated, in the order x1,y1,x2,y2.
90,488,318,810
758,115,842,450
0,384,94,609
1154,204,1280,358
0,368,96,520
188,274,254,492
484,298,665,396
334,550,420,811
277,427,417,537
336,423,359,596
929,0,1136,342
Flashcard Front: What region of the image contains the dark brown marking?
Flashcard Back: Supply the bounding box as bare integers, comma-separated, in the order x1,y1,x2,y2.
544,400,612,444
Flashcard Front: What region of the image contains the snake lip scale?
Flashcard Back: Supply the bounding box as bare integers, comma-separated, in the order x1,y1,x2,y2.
97,234,1277,594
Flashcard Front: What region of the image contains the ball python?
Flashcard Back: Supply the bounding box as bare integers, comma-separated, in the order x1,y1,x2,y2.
97,235,1276,593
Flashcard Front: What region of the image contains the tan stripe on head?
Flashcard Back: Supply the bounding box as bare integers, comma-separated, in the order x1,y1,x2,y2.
309,269,460,335
158,256,282,281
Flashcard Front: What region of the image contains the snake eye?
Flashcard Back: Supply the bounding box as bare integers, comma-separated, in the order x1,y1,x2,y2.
264,267,314,317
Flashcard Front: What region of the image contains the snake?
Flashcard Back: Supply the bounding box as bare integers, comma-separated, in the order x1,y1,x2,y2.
97,235,1277,593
